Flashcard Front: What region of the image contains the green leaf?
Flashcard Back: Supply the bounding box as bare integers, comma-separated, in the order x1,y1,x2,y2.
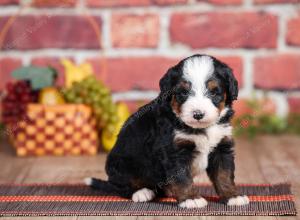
12,66,56,90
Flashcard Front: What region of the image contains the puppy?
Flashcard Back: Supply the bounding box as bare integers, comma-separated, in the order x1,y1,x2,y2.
85,54,249,208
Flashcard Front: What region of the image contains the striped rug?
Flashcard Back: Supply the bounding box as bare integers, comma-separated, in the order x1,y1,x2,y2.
0,183,296,216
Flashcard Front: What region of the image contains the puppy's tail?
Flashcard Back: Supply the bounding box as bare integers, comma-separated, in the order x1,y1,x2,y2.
84,177,120,195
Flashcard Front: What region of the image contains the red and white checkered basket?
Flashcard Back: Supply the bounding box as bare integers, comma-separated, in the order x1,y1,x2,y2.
8,104,99,156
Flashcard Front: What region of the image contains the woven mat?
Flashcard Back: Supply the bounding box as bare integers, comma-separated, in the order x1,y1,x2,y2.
0,183,296,216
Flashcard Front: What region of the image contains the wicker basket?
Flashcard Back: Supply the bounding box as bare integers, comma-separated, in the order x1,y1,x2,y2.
9,104,99,156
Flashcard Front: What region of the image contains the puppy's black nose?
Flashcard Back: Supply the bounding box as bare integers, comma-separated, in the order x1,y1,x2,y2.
193,111,205,120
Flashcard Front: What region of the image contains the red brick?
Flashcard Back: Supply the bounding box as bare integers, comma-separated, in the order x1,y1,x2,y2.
0,16,102,50
86,0,186,7
198,0,242,5
0,58,22,91
30,57,73,87
254,55,300,90
86,0,150,7
111,14,159,48
254,0,299,4
288,98,300,114
88,57,177,92
0,0,19,5
87,56,243,92
170,12,278,49
286,17,300,46
32,0,76,7
153,0,187,5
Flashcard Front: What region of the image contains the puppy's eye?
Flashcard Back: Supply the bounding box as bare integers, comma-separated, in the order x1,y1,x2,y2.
182,90,189,96
210,89,218,97
175,86,189,96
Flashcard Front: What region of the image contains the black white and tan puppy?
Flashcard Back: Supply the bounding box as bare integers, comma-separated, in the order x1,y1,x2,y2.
85,54,249,208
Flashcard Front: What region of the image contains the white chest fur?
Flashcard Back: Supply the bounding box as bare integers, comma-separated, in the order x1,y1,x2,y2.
174,123,232,173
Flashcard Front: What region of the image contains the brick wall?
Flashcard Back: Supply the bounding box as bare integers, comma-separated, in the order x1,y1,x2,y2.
0,0,300,116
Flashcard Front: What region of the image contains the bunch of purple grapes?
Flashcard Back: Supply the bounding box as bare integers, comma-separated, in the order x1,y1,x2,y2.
1,81,38,125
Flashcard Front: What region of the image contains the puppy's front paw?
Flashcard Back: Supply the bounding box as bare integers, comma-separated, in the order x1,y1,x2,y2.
227,195,250,206
132,188,155,202
179,198,207,209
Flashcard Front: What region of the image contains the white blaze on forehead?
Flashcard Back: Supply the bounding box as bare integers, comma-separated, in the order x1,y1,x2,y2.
183,55,214,91
179,55,219,129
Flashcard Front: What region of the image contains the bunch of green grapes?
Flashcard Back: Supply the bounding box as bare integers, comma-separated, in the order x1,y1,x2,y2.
62,76,118,133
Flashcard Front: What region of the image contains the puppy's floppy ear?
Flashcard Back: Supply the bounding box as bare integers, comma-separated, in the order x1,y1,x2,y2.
159,67,180,94
217,65,238,105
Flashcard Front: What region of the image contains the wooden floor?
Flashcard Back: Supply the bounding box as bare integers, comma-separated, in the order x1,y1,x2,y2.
0,135,299,220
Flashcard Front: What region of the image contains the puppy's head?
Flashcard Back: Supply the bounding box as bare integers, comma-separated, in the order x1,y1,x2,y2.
160,54,238,129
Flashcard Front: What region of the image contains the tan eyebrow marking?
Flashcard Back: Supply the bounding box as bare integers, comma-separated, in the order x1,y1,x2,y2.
207,80,218,90
179,81,191,89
